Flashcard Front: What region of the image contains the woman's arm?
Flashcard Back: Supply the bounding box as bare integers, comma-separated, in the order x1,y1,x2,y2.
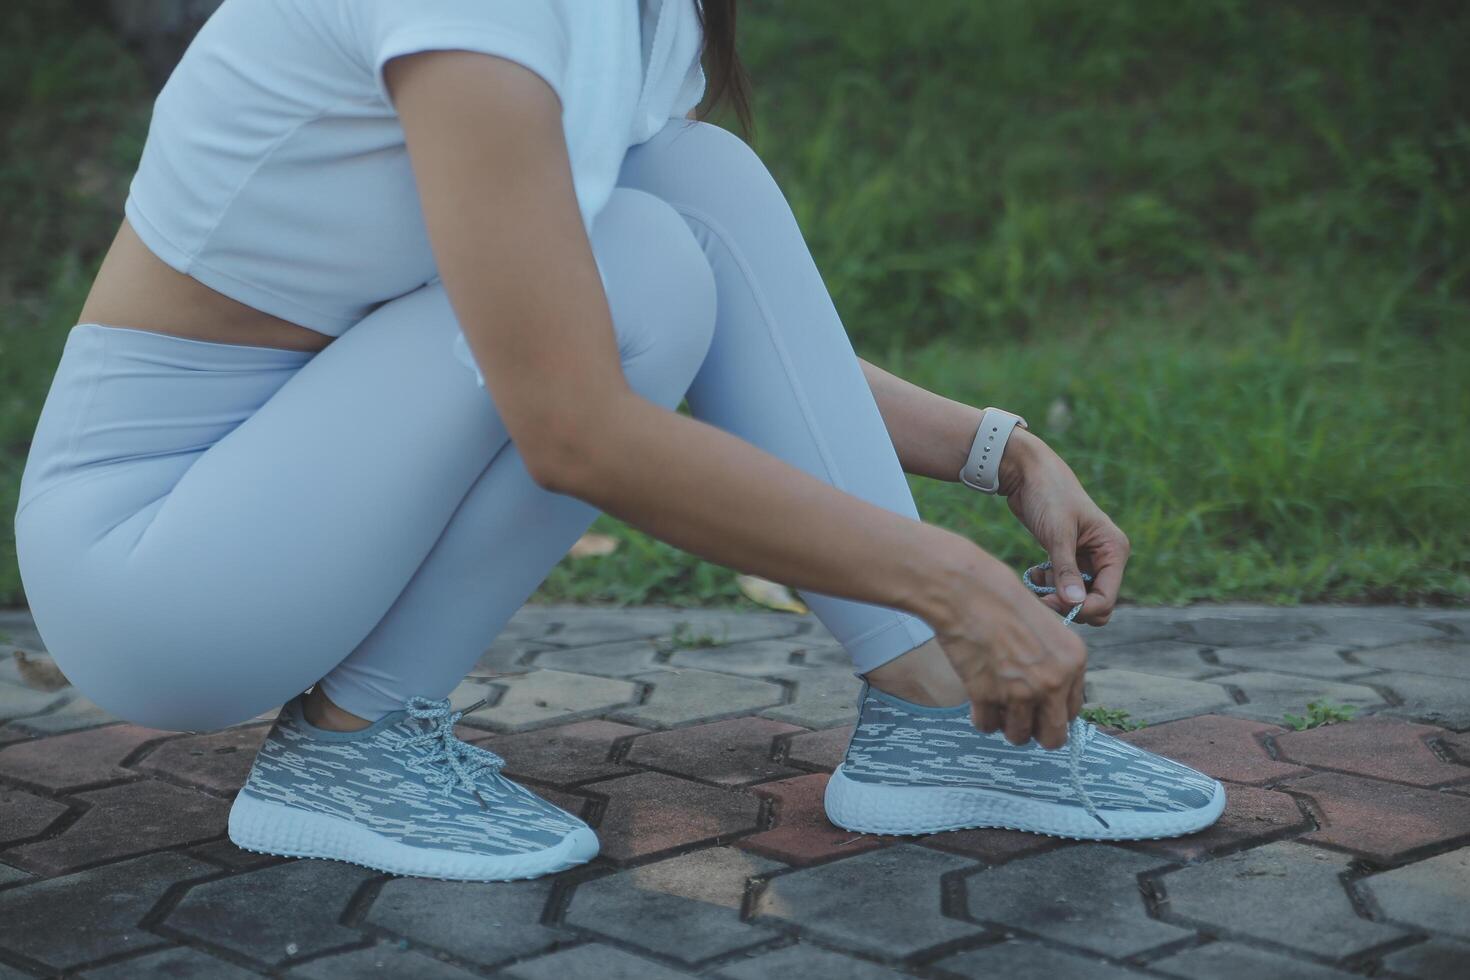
386,50,1086,749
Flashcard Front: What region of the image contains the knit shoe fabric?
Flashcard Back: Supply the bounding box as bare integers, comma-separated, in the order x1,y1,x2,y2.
824,683,1225,840
227,693,598,880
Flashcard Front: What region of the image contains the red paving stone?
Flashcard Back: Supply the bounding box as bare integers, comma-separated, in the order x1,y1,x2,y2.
1276,718,1469,787
922,825,1063,865
0,725,173,792
1126,784,1310,861
1119,715,1311,785
0,787,68,845
1285,772,1470,864
473,719,646,786
1438,731,1470,768
589,771,762,864
134,725,269,795
626,717,806,786
785,725,853,771
4,779,229,875
739,773,885,865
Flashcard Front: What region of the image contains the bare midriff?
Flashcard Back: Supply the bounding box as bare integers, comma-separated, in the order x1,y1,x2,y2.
75,218,339,354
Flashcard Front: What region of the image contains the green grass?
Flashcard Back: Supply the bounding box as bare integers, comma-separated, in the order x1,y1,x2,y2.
2,0,1467,609
1079,707,1145,731
1282,701,1360,731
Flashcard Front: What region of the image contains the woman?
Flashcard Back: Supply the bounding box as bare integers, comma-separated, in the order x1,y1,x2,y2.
12,0,1224,882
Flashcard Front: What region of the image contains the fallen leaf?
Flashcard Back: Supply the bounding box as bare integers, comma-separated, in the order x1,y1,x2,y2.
735,574,809,614
568,532,620,558
13,650,70,692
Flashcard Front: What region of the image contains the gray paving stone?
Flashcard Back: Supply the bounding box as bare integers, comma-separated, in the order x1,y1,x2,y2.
962,844,1188,957
289,943,481,979
466,636,556,677
1084,669,1234,724
1379,936,1470,979
1180,614,1324,647
80,947,260,979
366,877,566,966
457,670,638,732
714,943,909,980
7,693,118,733
1211,642,1373,680
759,668,863,728
0,611,45,653
1160,840,1406,957
1353,638,1470,680
0,862,29,885
1214,671,1387,723
0,681,68,723
670,638,811,676
751,843,982,957
1360,846,1470,941
1148,941,1356,979
166,860,373,966
530,640,663,677
1074,609,1186,649
501,943,696,980
614,669,783,728
565,847,781,965
0,851,214,971
933,940,1145,979
542,606,803,649
1375,671,1470,728
0,786,68,845
1086,639,1218,679
1313,616,1449,649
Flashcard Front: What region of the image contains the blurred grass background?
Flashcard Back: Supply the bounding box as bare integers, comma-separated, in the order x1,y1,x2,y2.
1,0,1466,610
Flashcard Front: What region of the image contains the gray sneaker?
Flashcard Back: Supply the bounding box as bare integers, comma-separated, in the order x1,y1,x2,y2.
228,694,598,880
824,683,1225,840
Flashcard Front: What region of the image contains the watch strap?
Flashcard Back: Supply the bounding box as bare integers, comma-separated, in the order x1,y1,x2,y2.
959,406,1028,493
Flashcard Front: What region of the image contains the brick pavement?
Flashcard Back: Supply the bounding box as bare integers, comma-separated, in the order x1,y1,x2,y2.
1,602,1468,978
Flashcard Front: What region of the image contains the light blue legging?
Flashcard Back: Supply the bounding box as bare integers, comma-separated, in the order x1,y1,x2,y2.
13,119,937,732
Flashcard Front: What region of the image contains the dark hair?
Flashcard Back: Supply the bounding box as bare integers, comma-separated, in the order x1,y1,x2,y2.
692,0,753,135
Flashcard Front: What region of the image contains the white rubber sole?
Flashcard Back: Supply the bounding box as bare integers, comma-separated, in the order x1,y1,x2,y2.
823,765,1227,841
227,791,599,881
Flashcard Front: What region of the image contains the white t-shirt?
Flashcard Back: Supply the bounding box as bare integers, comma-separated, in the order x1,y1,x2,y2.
123,0,707,338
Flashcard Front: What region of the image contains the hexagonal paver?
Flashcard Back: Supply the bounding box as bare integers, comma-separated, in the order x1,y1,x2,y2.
591,771,763,863
670,638,812,676
739,773,886,865
963,845,1188,957
287,943,482,979
0,724,170,791
542,606,803,649
1354,638,1470,678
1180,614,1324,647
565,848,781,965
501,944,695,980
1285,773,1470,863
1275,717,1468,786
1075,611,1185,649
167,860,373,966
759,669,862,728
921,825,1064,866
1313,615,1449,649
751,843,983,957
1086,640,1217,679
1125,784,1309,861
1359,846,1470,941
613,669,783,728
1214,671,1387,723
934,940,1145,979
6,780,229,876
1148,941,1358,979
1374,671,1470,729
1379,937,1470,980
0,787,67,845
1084,670,1234,725
4,693,120,734
1119,714,1310,785
366,877,566,967
1160,840,1406,957
0,681,68,725
80,947,260,979
133,725,269,794
458,670,637,732
715,944,909,980
472,719,644,786
785,725,853,771
1211,642,1372,680
531,640,662,677
465,635,555,677
625,717,804,786
0,851,214,971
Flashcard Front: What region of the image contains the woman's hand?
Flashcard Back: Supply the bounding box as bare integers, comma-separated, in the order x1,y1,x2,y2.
925,541,1089,749
996,428,1131,626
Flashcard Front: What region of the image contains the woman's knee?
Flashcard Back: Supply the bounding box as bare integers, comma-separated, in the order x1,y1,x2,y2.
591,187,716,400
618,119,788,225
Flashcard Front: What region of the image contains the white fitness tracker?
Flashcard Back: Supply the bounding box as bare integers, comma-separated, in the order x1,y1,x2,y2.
958,406,1029,494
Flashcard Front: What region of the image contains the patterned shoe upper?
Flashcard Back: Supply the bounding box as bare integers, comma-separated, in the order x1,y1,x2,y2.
841,684,1218,825
241,694,586,857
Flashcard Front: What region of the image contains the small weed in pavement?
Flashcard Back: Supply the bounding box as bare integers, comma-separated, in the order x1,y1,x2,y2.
1282,701,1359,731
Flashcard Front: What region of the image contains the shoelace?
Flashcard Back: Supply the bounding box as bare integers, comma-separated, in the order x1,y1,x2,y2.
393,695,507,807
1022,560,1110,829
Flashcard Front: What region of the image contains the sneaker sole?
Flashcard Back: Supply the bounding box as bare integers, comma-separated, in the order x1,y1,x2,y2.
823,765,1227,841
227,791,599,881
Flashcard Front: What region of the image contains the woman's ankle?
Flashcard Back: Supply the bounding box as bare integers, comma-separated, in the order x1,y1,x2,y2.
863,638,968,708
301,684,373,732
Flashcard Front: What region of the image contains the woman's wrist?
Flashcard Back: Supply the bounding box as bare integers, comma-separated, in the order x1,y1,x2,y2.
996,425,1045,497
